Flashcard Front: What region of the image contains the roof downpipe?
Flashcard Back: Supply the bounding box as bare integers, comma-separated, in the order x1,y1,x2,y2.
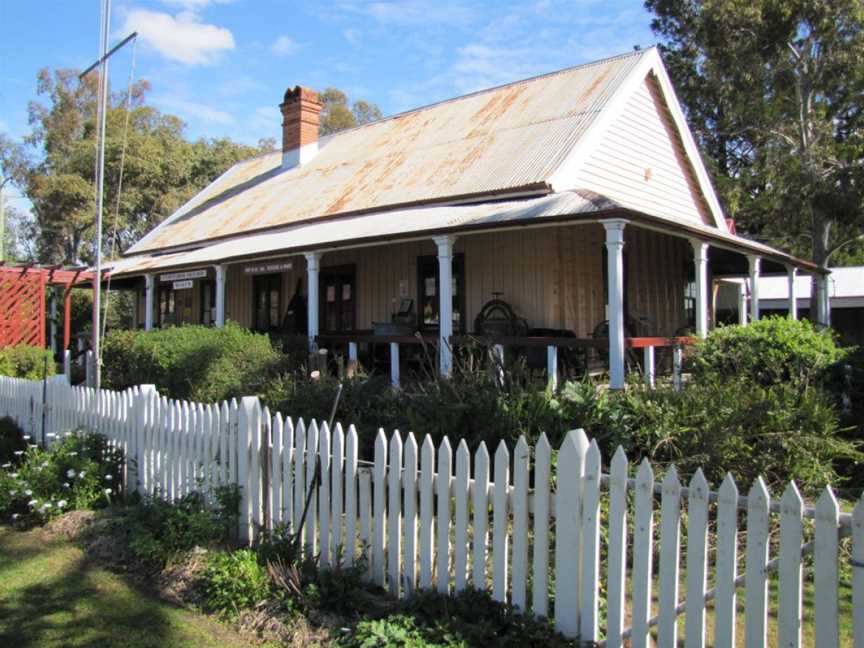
279,85,323,169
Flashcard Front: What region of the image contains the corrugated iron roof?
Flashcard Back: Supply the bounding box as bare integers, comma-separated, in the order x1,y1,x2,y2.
128,49,648,254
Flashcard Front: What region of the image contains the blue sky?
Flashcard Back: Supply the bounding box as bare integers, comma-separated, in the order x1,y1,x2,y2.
1,0,656,169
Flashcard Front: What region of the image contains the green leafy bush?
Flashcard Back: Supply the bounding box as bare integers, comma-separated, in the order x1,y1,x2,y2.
337,588,576,648
265,350,855,493
594,377,856,493
692,317,845,387
102,322,284,403
0,344,55,379
125,486,240,565
0,429,123,522
201,548,271,616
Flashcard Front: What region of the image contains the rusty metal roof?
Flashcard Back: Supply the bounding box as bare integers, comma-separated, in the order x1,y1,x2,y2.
129,49,649,254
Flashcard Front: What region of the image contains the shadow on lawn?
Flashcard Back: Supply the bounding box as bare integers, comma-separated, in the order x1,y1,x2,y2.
0,528,204,648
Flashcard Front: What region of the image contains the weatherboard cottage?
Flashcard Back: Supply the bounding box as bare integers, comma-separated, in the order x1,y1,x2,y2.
102,47,826,388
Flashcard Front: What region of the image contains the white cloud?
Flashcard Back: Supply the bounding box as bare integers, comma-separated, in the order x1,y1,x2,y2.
271,35,299,56
161,0,234,10
217,76,265,97
251,106,281,132
120,9,235,65
337,1,475,26
153,96,235,124
342,28,363,48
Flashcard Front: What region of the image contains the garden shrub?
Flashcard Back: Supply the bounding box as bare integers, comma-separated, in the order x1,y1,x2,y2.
336,588,576,648
125,486,240,565
0,429,123,522
0,344,55,380
102,322,284,403
263,341,857,493
692,317,846,388
596,377,857,494
201,548,271,616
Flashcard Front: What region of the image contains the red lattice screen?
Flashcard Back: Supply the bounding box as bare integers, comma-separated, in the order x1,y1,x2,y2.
0,268,46,348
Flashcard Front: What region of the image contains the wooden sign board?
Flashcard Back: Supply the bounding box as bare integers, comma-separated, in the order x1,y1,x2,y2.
244,260,293,275
161,269,207,282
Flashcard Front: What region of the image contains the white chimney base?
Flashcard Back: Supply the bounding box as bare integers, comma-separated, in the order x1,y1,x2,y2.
282,141,319,169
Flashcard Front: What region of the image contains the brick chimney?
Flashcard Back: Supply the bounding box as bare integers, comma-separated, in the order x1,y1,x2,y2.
279,86,323,169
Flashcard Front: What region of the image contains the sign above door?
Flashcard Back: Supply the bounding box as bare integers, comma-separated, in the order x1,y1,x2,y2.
244,260,293,275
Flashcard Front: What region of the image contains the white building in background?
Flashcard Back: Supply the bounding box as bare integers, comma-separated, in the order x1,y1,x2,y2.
716,266,864,346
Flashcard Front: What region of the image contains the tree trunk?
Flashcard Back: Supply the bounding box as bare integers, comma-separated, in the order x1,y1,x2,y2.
810,209,831,326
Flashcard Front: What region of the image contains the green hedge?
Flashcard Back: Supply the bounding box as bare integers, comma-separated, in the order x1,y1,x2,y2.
102,323,285,403
0,344,56,380
692,317,846,387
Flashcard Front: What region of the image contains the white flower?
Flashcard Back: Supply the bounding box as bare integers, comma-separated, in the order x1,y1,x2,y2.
9,473,18,479
78,471,86,478
13,451,23,456
24,489,32,496
66,469,76,478
22,435,30,441
105,475,113,481
43,502,52,509
28,499,38,507
104,488,112,495
46,433,56,439
1,462,10,468
62,482,70,489
11,513,19,520
57,499,67,508
9,490,16,496
40,462,49,469
69,452,78,457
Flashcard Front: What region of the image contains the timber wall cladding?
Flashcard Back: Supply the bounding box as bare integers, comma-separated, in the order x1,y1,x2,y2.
219,224,689,336
575,74,715,228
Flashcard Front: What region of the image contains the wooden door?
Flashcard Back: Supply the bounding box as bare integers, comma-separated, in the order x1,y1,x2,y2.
320,265,356,332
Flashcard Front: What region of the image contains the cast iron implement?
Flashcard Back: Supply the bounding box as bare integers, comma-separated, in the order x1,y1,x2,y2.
285,381,343,559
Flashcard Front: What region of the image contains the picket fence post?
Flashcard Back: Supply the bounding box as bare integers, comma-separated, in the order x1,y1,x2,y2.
237,395,261,545
132,385,156,494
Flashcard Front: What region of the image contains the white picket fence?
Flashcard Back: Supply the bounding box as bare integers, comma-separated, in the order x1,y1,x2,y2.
0,373,861,647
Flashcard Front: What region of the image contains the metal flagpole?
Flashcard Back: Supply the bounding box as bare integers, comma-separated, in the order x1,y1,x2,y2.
91,0,111,391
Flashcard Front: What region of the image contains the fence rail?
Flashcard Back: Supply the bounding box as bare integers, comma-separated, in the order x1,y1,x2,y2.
0,374,861,647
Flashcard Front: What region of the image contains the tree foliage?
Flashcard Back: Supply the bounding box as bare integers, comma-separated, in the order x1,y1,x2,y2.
646,0,864,273
319,87,382,136
0,68,263,265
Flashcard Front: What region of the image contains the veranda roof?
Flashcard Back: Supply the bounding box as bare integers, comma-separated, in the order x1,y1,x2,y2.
106,190,820,278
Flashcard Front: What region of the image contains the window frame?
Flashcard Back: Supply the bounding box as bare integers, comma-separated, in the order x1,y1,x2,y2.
416,253,466,334
319,264,357,333
252,273,282,332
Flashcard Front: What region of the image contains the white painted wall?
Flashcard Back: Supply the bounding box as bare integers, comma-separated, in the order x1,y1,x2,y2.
574,75,714,228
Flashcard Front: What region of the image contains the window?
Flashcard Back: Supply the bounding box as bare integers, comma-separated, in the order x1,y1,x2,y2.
683,282,696,330
417,254,465,333
253,274,281,331
158,286,175,327
320,265,356,332
201,280,216,326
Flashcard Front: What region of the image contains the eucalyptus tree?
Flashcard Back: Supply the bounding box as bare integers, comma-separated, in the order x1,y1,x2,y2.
647,0,864,309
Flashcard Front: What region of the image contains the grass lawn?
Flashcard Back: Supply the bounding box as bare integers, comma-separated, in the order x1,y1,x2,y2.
0,525,253,648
